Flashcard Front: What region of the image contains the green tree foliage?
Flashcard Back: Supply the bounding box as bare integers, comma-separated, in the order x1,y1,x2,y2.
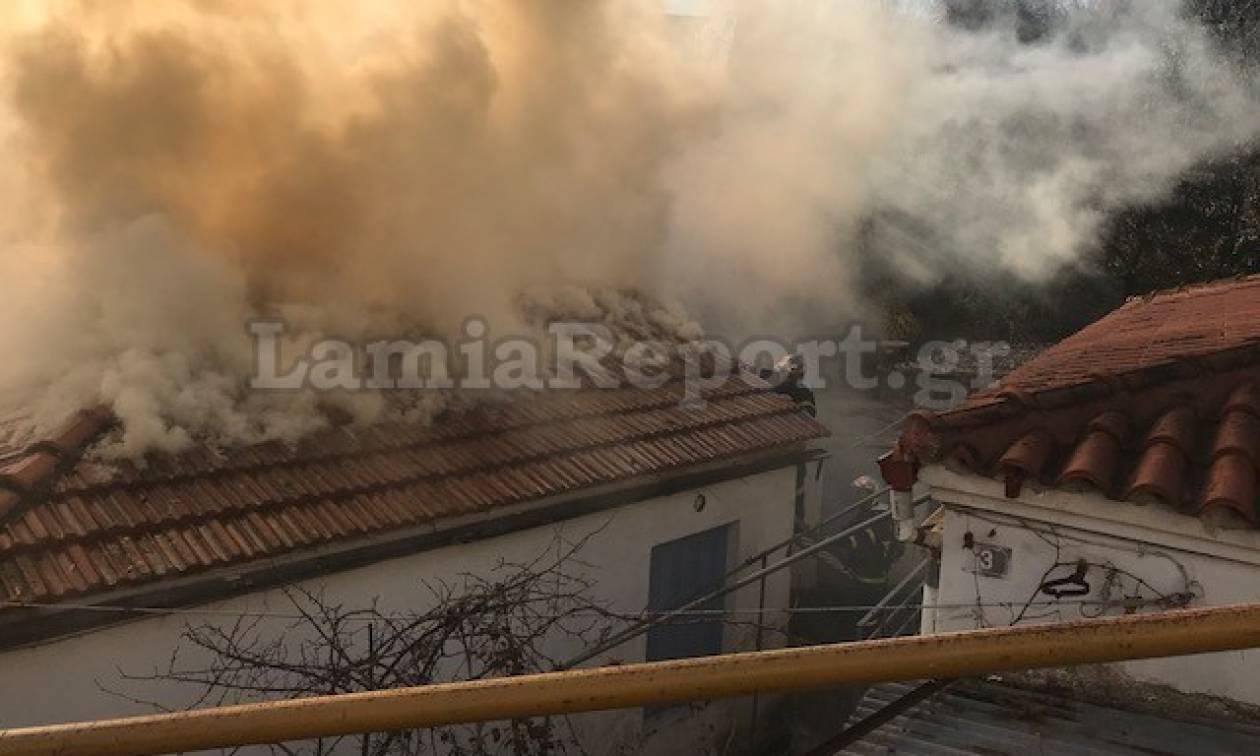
944,0,1067,42
1190,0,1260,64
1096,153,1260,295
1095,0,1260,295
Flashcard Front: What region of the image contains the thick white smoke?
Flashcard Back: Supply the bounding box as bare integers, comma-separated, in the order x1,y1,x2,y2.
0,0,1256,457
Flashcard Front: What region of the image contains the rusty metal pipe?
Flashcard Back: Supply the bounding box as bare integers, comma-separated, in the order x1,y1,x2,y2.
4,603,1260,756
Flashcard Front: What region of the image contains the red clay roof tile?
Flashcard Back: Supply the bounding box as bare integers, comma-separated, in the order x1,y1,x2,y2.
1223,382,1260,417
1212,410,1260,465
64,545,97,590
1202,453,1258,523
1060,412,1129,494
998,429,1055,497
0,452,60,493
1144,404,1199,458
966,276,1260,402
1127,439,1191,508
14,555,46,597
0,490,19,524
999,429,1055,477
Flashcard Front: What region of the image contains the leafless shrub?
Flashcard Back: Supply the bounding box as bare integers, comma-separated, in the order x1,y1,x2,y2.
106,533,629,755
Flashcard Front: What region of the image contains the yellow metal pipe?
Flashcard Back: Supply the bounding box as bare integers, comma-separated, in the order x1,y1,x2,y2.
5,603,1260,756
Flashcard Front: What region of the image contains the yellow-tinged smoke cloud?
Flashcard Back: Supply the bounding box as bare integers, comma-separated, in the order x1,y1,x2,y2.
6,1,702,327
0,0,726,454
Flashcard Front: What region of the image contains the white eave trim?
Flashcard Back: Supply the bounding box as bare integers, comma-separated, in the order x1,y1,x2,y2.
922,465,1260,567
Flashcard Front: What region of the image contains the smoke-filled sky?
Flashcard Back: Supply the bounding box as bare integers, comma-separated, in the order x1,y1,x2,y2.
1,0,1257,457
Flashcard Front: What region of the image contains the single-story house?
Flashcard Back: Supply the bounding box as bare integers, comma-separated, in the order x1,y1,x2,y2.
0,370,827,754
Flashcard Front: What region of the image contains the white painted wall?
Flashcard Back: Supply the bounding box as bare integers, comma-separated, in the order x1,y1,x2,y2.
921,468,1260,707
0,465,803,754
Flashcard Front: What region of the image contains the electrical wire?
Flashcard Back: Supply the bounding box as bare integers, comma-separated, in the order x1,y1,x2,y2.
954,507,1200,627
556,507,897,670
0,598,1157,622
0,487,907,680
6,495,1194,641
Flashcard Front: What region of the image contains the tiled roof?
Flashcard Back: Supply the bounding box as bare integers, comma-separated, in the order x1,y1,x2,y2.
882,274,1260,526
971,274,1260,402
0,377,825,605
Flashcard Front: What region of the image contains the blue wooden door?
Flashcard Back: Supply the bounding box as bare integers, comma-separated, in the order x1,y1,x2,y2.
645,524,731,662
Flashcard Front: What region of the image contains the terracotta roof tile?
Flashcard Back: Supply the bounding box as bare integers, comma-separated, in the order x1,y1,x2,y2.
1202,454,1257,523
1211,408,1260,465
0,452,60,494
885,274,1260,529
1127,440,1191,508
1059,411,1129,494
14,555,46,597
998,429,1055,497
62,547,94,591
150,533,185,573
959,275,1260,405
0,373,824,605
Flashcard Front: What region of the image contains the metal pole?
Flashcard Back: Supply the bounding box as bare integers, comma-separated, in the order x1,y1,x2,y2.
556,492,914,672
857,558,929,639
5,603,1260,756
801,679,954,756
362,623,374,756
725,487,891,582
749,553,769,747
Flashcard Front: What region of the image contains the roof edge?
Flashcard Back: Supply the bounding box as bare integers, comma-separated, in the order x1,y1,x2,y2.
1121,272,1260,308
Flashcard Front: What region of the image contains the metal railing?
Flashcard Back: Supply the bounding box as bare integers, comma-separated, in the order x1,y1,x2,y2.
857,557,930,640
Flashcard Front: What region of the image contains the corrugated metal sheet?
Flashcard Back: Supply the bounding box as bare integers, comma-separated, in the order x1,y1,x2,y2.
0,375,826,604
841,679,1260,756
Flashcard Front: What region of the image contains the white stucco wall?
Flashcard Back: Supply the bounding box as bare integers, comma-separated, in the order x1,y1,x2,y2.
921,467,1260,707
0,465,803,754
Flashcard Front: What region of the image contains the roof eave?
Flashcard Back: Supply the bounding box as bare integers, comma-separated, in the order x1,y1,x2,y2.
921,464,1260,567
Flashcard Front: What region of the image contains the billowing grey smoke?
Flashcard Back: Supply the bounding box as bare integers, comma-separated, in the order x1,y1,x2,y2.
864,0,1260,283
669,0,1259,328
